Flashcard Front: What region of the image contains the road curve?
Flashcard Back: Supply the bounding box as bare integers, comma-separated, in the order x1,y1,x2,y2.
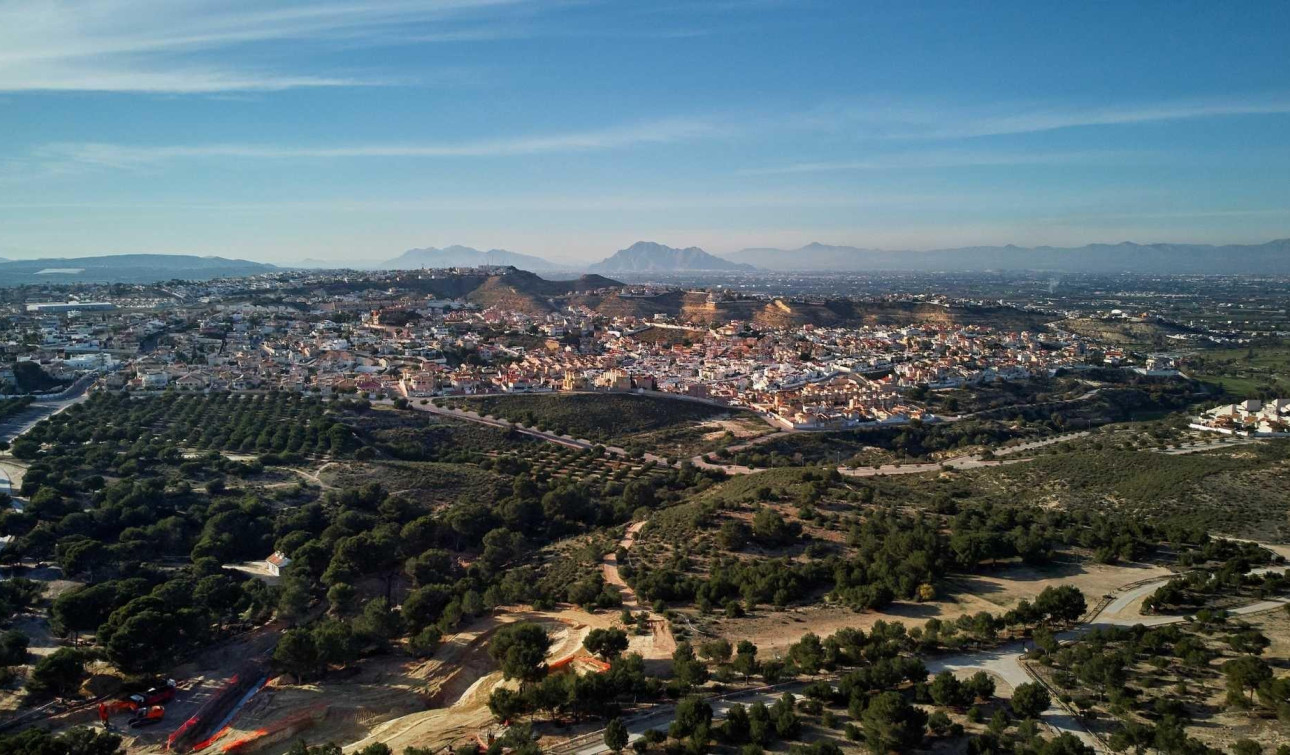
558,560,1290,755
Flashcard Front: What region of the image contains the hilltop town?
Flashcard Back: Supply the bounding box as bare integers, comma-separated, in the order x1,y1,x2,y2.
3,267,1171,432
1,265,1289,755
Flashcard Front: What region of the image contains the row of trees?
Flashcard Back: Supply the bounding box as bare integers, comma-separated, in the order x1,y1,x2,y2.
441,393,726,445
10,392,359,462
0,396,34,421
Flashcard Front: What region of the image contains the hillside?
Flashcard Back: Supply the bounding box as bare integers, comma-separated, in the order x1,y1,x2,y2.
589,241,756,273
383,245,564,271
724,238,1290,274
1055,317,1196,347
571,291,1055,330
0,254,278,286
464,269,620,314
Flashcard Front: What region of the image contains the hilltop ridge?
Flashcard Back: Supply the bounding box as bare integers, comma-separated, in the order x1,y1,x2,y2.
0,254,277,286
383,245,565,271
590,241,757,273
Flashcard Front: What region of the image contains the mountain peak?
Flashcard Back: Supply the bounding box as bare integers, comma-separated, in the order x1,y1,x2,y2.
589,242,757,273
384,245,563,271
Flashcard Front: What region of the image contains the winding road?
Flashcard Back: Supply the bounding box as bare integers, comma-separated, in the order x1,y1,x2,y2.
391,397,1095,480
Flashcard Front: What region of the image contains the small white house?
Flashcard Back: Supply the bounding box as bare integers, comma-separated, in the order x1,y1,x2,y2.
266,551,292,577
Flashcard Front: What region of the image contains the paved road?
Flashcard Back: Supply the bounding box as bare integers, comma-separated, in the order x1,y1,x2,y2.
1157,437,1261,455
393,395,1099,481
834,431,1091,479
0,380,95,505
558,561,1290,755
0,377,95,447
402,396,1094,480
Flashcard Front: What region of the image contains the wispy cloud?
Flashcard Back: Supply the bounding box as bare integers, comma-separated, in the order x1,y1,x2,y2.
937,98,1290,138
0,190,946,214
795,94,1290,140
0,0,534,93
35,118,721,169
738,149,1148,176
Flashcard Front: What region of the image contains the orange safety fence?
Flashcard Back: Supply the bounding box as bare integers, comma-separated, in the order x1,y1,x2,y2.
548,653,610,673
168,673,240,751
188,676,269,752
218,704,328,754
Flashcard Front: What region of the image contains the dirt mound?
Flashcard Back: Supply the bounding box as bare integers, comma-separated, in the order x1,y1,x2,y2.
204,611,606,754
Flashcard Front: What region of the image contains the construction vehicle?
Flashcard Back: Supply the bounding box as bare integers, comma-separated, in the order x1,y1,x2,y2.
98,699,139,726
128,705,166,728
97,681,175,729
129,679,177,707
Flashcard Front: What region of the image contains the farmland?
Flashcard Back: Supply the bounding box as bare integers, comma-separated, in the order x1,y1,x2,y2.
440,392,767,457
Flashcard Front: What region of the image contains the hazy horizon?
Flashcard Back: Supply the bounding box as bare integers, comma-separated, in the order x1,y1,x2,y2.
6,234,1290,268
2,1,1289,264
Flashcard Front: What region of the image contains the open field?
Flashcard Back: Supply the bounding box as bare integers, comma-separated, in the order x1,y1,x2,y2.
697,558,1171,655
1055,317,1194,348
207,608,640,755
318,460,510,507
1184,340,1290,397
983,438,1290,541
440,393,755,455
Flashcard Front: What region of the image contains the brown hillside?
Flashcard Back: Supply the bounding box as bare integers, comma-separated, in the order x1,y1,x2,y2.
466,271,623,314
583,294,1055,331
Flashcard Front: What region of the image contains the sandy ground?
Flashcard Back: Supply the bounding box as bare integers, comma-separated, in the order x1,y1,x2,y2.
1035,591,1290,755
946,559,1172,612
199,604,642,755
224,561,282,586
0,459,26,494
333,614,593,754
602,521,676,657
698,418,774,441
709,559,1171,655
5,565,85,659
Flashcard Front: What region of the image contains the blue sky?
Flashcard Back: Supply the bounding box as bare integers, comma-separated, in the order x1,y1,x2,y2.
1,0,1288,265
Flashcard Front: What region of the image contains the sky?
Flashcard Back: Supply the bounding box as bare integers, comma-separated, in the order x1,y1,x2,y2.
1,0,1289,265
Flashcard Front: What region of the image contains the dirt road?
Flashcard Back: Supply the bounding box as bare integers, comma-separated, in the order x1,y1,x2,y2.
601,520,675,657
561,554,1290,755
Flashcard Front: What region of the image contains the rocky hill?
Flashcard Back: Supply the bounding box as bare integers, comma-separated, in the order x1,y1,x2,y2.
383,245,564,271
571,290,1055,331
589,241,756,273
463,269,620,314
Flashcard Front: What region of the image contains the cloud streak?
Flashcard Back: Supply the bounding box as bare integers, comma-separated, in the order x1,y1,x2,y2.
738,149,1149,176
36,118,722,168
0,0,534,93
936,98,1290,138
795,94,1290,140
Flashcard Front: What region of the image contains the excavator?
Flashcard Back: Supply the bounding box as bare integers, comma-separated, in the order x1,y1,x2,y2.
128,705,166,728
98,699,138,726
97,681,175,729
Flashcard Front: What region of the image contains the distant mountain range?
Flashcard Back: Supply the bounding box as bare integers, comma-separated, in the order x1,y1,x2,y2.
0,254,278,287
589,241,756,273
383,245,565,271
724,239,1290,274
